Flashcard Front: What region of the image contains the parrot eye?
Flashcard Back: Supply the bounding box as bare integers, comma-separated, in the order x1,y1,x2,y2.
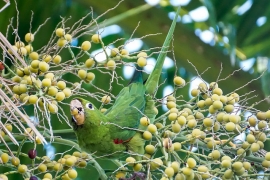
86,103,94,110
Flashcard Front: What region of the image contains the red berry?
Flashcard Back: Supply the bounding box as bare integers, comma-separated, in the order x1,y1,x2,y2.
0,62,4,71
28,149,37,159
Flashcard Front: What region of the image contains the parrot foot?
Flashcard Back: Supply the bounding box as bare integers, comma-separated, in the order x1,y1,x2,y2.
119,172,146,180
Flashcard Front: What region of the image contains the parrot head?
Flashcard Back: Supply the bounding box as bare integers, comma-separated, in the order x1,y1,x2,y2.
70,98,100,129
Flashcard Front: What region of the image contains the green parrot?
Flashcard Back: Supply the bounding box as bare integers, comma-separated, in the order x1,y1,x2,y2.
70,6,180,159
70,70,146,158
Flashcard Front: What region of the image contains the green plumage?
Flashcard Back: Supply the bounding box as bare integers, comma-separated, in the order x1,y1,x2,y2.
71,75,146,158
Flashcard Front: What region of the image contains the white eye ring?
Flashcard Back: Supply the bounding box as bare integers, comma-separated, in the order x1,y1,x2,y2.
86,103,94,110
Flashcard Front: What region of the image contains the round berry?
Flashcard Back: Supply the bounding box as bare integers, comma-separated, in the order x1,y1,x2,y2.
28,149,37,159
55,92,65,101
224,169,233,179
172,122,181,133
232,161,243,171
187,119,197,129
246,134,255,144
107,60,116,70
57,39,67,47
191,89,199,97
243,162,251,170
86,72,95,81
57,81,66,90
140,117,150,126
133,163,142,172
226,96,235,105
31,60,40,69
64,34,72,42
173,76,185,87
145,144,155,154
225,122,235,131
212,100,223,110
78,69,87,79
44,173,53,179
165,167,174,177
53,163,63,172
38,164,47,172
230,92,240,102
143,131,152,140
18,164,28,173
0,174,8,180
8,45,18,55
110,48,119,57
29,51,39,60
25,33,34,43
1,153,9,163
5,124,12,132
126,157,136,167
19,84,27,93
213,88,223,95
25,45,33,54
258,120,267,129
68,169,78,179
203,118,213,127
91,34,101,43
85,58,95,68
182,167,193,176
28,95,38,104
137,51,147,58
120,49,129,56
39,61,49,72
65,157,75,167
137,57,147,67
250,143,260,152
167,95,176,102
197,100,205,109
265,152,270,161
56,28,65,37
48,103,58,114
187,158,196,169
47,86,58,96
211,150,221,160
101,95,111,104
147,124,157,134
15,41,25,48
29,176,38,180
81,41,91,51
150,158,163,170
248,116,257,127
262,160,270,168
166,101,176,109
18,47,27,56
63,88,72,98
53,55,62,64
42,78,51,87
221,160,231,168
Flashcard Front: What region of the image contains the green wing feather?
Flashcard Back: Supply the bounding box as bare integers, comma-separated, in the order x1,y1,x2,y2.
105,82,145,141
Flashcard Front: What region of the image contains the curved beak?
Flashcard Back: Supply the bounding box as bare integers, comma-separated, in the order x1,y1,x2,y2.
70,99,85,125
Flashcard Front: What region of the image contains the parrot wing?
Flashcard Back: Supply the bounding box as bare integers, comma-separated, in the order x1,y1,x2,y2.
105,82,145,141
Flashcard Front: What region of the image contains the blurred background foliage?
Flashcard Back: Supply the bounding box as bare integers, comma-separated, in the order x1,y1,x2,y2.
1,0,270,179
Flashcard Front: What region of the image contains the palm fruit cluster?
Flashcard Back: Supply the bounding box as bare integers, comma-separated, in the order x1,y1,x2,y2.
0,147,89,180
6,24,151,117
111,80,270,180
